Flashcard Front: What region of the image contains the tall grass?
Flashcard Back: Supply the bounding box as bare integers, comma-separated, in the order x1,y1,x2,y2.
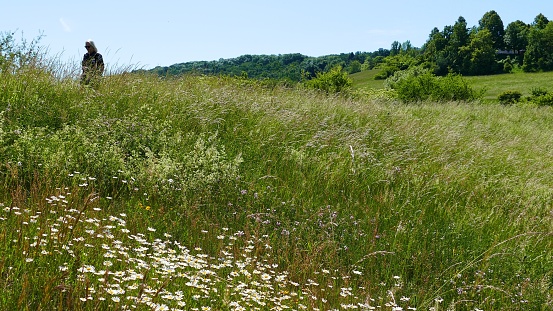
1,40,552,310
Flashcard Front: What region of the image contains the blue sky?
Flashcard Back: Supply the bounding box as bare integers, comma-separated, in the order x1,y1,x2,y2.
1,1,552,70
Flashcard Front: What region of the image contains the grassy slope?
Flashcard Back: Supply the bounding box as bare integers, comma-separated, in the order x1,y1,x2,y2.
350,69,386,90
464,71,553,100
351,69,553,102
1,68,552,310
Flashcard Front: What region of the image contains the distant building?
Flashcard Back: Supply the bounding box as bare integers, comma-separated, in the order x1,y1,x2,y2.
497,49,525,55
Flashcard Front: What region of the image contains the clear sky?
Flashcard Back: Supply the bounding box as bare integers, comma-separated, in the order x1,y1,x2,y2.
1,1,551,71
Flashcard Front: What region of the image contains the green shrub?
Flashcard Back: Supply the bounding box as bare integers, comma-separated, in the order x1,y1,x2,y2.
530,87,548,97
498,90,522,105
386,67,484,103
374,64,400,80
530,93,553,106
503,61,513,73
525,87,553,106
374,54,417,80
303,65,352,94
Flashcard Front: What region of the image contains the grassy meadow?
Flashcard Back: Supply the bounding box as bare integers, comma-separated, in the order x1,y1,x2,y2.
464,71,553,101
1,54,553,311
350,69,385,90
351,69,553,103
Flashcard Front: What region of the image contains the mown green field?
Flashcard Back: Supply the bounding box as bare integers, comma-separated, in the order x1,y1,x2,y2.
350,69,386,90
351,69,553,103
1,58,552,310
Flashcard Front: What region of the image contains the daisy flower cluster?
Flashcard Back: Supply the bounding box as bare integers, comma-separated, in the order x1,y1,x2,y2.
1,186,417,310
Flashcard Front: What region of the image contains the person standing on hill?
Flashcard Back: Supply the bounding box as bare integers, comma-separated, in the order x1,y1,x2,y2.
81,40,104,85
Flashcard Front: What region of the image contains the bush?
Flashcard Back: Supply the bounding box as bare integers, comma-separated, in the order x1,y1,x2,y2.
374,64,400,80
527,88,553,106
531,93,553,106
503,61,513,73
498,90,522,105
385,67,484,103
530,87,548,97
303,66,352,94
374,54,417,80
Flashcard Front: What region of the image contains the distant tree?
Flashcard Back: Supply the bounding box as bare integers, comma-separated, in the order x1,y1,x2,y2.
523,21,553,72
401,40,412,52
532,13,550,30
374,48,391,57
422,27,449,75
353,51,367,63
462,29,498,75
301,58,328,79
451,17,471,47
348,60,362,74
504,20,530,53
362,55,386,70
447,16,471,73
281,53,306,65
390,41,401,56
478,10,505,50
442,24,454,41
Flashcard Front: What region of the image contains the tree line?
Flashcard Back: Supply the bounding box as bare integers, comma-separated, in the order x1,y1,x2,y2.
364,11,553,78
142,11,553,80
142,50,388,82
415,11,552,76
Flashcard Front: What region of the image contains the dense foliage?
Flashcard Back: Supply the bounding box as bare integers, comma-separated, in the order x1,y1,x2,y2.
383,11,553,77
141,50,389,82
